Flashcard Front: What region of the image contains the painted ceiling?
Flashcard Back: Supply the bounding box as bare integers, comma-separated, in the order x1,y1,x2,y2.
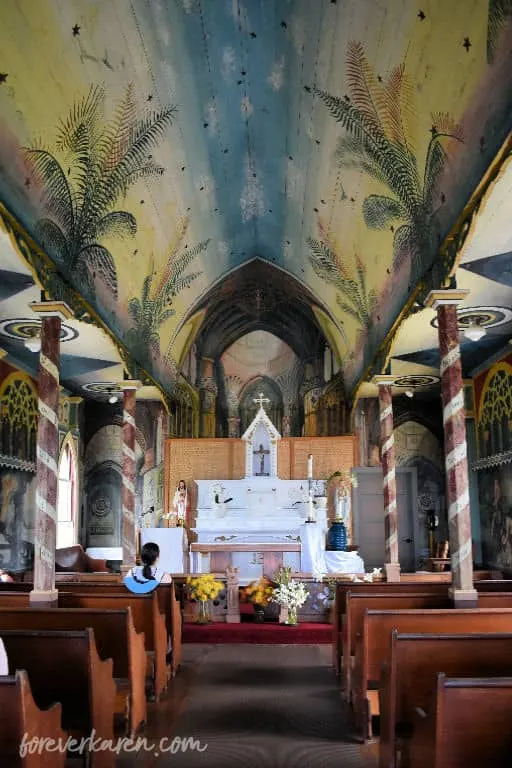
0,0,511,402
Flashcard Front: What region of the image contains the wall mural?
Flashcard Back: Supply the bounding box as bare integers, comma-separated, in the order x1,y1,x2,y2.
0,1,512,395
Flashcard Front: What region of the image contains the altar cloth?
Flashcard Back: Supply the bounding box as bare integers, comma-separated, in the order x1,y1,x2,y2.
141,527,188,573
300,523,365,575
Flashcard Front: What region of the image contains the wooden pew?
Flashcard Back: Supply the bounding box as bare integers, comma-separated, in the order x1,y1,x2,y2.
342,592,453,697
1,628,116,768
58,590,168,700
0,581,182,678
0,607,146,737
379,632,512,768
0,669,67,767
353,607,512,740
409,674,512,768
0,592,31,606
332,578,511,675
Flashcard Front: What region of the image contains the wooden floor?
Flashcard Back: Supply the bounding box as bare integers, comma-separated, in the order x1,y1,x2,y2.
115,644,378,768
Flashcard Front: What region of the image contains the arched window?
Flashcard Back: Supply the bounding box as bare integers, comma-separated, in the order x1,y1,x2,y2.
57,439,77,549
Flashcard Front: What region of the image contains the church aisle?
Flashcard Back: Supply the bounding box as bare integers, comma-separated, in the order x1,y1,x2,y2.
118,644,376,768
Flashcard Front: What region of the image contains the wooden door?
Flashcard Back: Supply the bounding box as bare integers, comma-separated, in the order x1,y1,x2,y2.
352,467,418,572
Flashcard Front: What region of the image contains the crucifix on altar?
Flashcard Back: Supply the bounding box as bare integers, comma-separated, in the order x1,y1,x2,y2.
253,443,270,476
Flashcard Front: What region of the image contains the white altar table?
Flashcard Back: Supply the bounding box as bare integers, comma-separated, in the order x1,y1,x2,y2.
141,527,188,573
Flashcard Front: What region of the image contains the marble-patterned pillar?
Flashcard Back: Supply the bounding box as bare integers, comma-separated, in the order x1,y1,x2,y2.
30,301,73,605
374,376,400,582
199,357,218,438
120,380,142,573
426,290,476,607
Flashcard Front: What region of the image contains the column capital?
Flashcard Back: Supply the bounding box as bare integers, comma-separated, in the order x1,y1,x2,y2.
30,300,74,320
424,289,469,310
372,374,396,387
119,379,142,391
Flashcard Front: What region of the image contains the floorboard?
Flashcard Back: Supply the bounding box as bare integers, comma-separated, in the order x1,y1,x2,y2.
115,644,378,768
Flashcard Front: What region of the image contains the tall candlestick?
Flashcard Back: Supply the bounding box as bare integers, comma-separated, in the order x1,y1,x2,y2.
307,454,313,479
308,497,315,522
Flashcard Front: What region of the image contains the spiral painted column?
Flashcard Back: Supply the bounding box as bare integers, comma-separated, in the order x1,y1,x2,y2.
374,375,400,581
30,301,72,606
121,380,141,571
426,290,476,606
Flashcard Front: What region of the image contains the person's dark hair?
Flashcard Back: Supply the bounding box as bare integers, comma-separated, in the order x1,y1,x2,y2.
141,542,160,580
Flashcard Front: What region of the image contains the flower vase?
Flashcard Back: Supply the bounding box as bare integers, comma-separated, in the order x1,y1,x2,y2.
286,606,298,626
196,600,211,624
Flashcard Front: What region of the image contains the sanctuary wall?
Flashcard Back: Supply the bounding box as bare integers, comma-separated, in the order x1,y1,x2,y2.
165,434,358,527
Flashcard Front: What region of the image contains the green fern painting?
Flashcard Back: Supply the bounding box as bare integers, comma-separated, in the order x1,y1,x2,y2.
24,84,177,299
127,217,208,366
487,0,512,63
308,228,377,333
315,42,463,281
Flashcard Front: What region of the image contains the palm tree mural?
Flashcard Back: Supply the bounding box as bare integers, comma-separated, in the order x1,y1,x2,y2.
488,0,512,63
24,84,177,299
127,218,208,365
315,42,463,278
308,231,378,331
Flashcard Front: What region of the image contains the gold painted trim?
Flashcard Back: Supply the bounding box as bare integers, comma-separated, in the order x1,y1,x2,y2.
372,375,396,386
424,289,470,309
119,379,143,391
0,348,7,360
30,301,73,320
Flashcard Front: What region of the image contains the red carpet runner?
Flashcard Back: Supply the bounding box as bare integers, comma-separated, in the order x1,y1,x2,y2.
183,621,331,644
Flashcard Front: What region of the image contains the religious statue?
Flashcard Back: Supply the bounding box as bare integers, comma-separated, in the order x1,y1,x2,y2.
169,479,188,525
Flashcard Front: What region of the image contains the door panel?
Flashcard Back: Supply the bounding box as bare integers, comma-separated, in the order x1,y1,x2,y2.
353,467,417,572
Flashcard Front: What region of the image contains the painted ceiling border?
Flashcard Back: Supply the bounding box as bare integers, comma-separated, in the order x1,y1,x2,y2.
350,129,512,418
0,201,174,413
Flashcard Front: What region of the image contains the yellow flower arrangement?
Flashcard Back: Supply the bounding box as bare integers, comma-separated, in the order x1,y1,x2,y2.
186,573,224,602
242,577,274,606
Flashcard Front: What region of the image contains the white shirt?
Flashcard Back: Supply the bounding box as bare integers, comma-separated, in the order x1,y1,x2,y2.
128,565,172,584
0,638,8,675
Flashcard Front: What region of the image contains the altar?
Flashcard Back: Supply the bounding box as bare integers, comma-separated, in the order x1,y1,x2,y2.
190,394,354,582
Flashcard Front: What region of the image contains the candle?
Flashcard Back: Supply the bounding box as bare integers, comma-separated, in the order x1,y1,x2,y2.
307,454,313,479
308,497,315,521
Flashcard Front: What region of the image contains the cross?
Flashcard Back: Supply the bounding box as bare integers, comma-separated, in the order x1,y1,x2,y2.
253,443,270,475
253,392,271,409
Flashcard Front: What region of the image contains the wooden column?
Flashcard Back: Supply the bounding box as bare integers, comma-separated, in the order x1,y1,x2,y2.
374,376,400,582
199,357,217,438
120,380,141,573
30,301,73,606
426,290,477,607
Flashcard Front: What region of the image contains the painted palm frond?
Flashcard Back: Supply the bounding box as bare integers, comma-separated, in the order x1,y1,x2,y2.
126,236,207,367
316,42,463,275
487,0,512,63
24,84,177,299
308,235,377,329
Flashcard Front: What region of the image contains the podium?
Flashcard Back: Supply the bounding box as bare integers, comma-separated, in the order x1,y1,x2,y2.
140,527,189,573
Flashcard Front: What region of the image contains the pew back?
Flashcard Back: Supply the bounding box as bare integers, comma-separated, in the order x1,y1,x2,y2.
379,632,512,768
342,592,453,695
410,674,512,768
58,590,168,699
0,669,66,767
354,608,512,739
0,606,146,737
1,628,116,768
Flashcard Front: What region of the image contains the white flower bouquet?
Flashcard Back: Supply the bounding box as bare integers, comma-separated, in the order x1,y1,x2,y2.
271,580,309,625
